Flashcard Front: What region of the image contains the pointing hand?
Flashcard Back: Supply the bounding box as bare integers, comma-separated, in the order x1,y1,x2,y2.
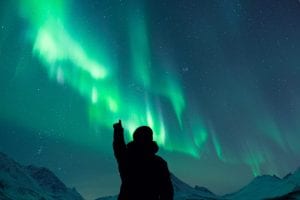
113,120,123,130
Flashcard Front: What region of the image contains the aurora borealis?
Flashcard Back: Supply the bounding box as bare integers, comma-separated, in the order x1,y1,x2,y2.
1,0,300,199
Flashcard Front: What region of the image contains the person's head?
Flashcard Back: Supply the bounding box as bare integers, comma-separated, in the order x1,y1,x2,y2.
133,126,153,144
129,126,158,154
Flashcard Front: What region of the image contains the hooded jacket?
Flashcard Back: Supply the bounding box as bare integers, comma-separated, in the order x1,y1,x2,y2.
113,127,173,200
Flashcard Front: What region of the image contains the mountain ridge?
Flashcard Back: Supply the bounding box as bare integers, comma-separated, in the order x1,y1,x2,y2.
1,152,300,200
0,152,84,200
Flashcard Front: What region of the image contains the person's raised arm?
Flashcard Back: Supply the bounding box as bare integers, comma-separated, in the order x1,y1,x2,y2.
113,120,126,162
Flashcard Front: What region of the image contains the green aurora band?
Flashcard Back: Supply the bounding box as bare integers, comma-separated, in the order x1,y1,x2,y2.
20,0,185,150
16,0,289,177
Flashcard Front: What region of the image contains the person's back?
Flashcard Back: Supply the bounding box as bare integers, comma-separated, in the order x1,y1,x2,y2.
113,120,173,200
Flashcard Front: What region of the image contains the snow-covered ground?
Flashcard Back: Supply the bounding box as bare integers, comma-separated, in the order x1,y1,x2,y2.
95,172,225,200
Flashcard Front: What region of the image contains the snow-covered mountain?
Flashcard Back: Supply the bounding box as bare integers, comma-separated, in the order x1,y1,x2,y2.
171,173,224,200
1,151,300,200
225,168,300,200
0,152,84,200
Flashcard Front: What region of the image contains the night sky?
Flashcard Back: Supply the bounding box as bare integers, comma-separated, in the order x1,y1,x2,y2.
1,0,300,199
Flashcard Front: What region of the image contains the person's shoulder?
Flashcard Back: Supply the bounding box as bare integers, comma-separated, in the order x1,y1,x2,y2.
153,155,167,165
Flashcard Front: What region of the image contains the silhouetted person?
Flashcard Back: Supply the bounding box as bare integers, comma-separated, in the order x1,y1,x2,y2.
113,120,174,200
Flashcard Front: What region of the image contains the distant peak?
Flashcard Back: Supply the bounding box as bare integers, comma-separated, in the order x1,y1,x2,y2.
0,151,84,200
26,164,68,194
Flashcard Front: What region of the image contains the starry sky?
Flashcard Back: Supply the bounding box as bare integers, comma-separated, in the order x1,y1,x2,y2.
1,0,300,199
